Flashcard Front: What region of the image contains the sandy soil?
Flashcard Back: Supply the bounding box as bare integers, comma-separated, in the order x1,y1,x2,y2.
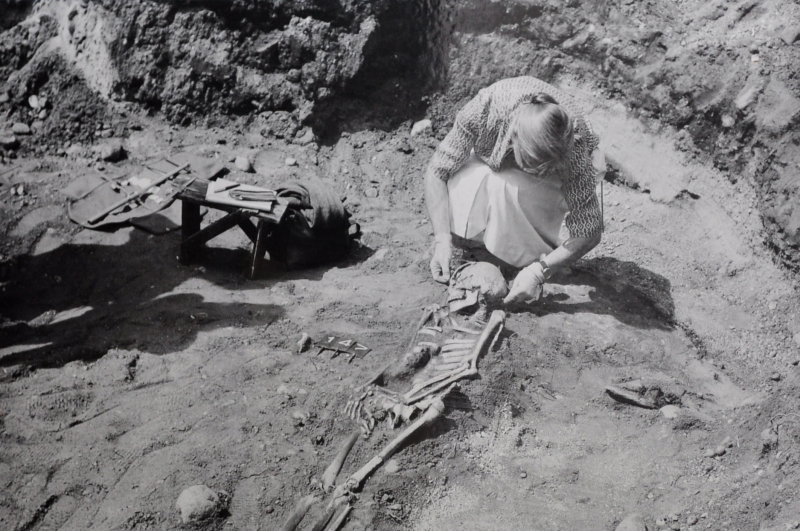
2,1,800,531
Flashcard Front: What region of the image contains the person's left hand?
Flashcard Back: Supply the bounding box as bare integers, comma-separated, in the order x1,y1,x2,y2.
503,263,545,305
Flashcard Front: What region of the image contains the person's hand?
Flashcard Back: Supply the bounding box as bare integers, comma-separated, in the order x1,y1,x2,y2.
503,263,545,305
430,235,452,283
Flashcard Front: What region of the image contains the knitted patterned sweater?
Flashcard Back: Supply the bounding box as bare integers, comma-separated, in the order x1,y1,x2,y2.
428,76,603,238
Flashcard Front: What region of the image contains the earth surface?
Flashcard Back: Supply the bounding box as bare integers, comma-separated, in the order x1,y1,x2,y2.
1,1,800,531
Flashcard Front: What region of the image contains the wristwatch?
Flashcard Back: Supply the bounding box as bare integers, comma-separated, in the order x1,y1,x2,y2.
536,258,553,280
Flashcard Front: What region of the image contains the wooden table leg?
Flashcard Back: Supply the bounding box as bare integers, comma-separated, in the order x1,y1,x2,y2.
249,220,269,279
180,200,202,264
237,218,258,244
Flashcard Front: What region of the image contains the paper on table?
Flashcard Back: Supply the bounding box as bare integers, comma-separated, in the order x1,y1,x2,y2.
204,178,275,212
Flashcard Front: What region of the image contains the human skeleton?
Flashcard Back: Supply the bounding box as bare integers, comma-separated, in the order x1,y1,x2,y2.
284,263,509,531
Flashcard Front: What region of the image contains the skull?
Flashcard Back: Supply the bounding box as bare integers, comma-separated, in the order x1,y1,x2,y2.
448,262,508,317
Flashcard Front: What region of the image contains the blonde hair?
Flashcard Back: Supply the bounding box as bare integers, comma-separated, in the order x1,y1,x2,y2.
511,93,574,178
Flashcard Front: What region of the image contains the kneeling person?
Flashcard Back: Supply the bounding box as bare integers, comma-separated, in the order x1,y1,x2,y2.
424,76,605,304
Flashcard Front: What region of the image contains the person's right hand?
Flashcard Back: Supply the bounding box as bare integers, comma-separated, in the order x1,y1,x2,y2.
430,238,452,283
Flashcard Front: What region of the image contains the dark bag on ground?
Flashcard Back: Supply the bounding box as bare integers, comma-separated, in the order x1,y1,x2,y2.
266,179,357,269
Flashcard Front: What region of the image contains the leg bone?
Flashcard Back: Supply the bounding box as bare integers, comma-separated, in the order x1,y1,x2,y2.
347,398,446,488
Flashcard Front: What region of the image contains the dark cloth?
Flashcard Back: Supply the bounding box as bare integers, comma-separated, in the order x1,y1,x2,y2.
267,179,354,269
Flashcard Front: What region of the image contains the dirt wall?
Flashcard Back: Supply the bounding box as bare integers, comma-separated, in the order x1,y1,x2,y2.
0,0,442,141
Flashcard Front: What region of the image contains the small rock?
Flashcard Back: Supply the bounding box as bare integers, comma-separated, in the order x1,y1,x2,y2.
98,141,125,162
0,136,19,150
384,459,400,474
780,26,800,45
687,515,698,526
291,411,308,426
285,157,298,167
175,485,227,524
31,120,44,132
714,445,726,456
721,115,735,128
664,45,683,61
28,95,39,109
38,109,48,120
365,187,379,198
760,427,778,452
615,513,648,531
12,123,31,135
735,84,760,110
660,405,681,419
297,333,312,353
519,472,527,479
235,155,253,172
286,69,301,83
99,129,114,138
770,372,781,381
294,128,315,146
410,119,432,137
0,92,9,104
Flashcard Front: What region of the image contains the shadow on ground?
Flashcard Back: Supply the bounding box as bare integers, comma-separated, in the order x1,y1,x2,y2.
0,227,373,370
511,256,674,331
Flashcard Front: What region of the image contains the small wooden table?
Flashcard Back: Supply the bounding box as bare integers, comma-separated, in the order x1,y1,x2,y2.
175,178,289,278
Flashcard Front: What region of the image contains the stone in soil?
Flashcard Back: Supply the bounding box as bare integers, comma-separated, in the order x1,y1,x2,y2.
0,136,19,150
760,428,778,452
0,93,9,104
12,123,31,135
365,187,379,198
285,157,298,166
235,155,254,172
175,485,227,524
660,405,681,419
384,459,400,474
411,119,432,137
294,128,315,146
97,141,125,162
780,26,800,45
615,513,648,531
